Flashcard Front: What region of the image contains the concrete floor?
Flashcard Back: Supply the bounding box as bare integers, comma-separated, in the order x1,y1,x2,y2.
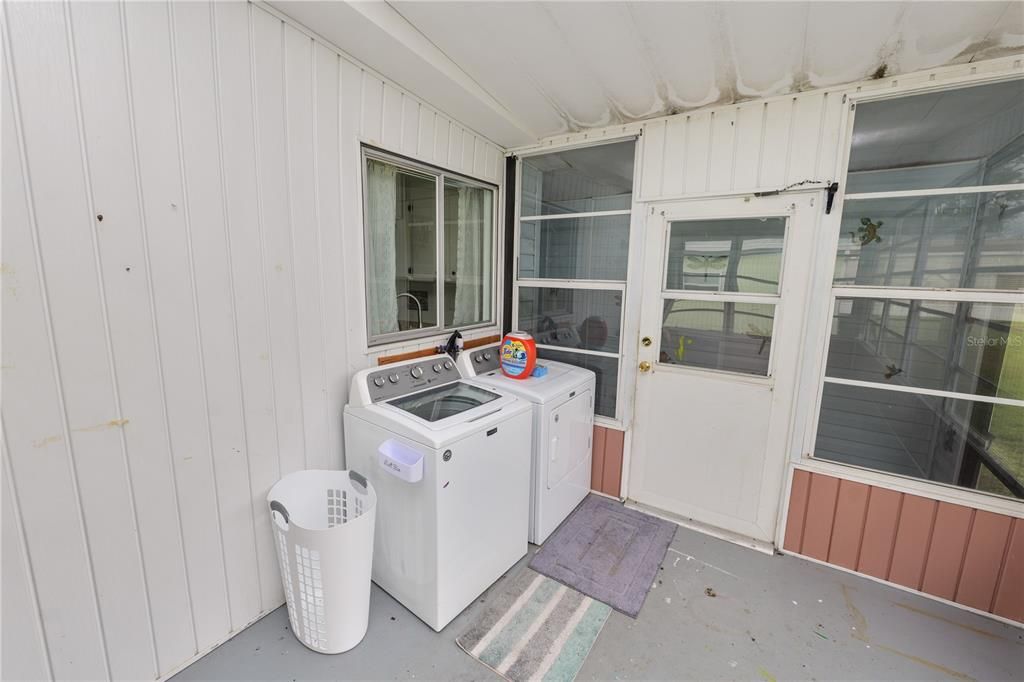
173,524,1023,681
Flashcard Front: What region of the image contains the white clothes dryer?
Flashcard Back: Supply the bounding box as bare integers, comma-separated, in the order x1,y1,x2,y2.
459,344,595,544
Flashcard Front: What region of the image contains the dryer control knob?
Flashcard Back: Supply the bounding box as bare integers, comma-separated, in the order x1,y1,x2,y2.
410,366,424,379
432,363,442,373
443,361,453,370
372,376,385,387
482,352,492,361
474,355,483,363
388,373,400,384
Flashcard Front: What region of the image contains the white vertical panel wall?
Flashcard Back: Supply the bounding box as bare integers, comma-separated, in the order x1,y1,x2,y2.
639,91,845,200
635,57,1023,201
0,1,503,680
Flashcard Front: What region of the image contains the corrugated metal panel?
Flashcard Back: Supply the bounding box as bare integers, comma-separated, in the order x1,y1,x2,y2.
0,2,503,679
921,503,973,600
956,512,1013,612
639,91,845,200
857,487,903,580
590,425,624,498
827,480,870,570
632,56,1023,202
601,428,625,497
888,496,937,590
992,522,1024,621
802,473,841,560
783,470,1023,623
782,469,811,554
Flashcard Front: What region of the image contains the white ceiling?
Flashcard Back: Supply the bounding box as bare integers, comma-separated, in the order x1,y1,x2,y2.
274,1,1024,148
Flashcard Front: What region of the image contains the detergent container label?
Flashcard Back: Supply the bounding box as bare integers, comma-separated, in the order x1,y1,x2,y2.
500,332,536,380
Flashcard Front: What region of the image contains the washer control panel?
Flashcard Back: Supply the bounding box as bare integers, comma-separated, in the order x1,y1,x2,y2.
367,356,459,402
468,346,501,374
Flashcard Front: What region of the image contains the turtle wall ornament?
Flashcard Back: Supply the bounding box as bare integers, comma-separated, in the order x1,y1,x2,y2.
850,217,883,246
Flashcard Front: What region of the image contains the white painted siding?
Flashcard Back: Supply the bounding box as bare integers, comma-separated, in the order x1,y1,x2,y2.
0,1,503,680
637,56,1024,201
639,92,845,200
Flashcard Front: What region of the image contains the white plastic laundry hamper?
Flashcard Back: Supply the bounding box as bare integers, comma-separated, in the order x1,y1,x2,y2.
267,470,377,654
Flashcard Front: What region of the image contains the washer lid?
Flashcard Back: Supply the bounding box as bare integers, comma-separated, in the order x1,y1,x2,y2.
386,381,500,422
346,381,530,449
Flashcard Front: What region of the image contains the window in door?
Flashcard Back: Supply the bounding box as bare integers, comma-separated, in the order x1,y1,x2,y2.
813,78,1024,500
514,139,636,419
658,217,787,376
363,149,496,345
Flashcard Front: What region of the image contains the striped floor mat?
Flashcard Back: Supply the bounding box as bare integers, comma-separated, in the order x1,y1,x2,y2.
456,568,611,682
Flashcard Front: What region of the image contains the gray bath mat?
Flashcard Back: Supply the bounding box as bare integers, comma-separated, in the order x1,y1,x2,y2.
456,568,611,682
529,495,676,618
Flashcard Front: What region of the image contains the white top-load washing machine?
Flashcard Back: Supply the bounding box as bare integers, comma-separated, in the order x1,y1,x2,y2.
459,344,595,545
343,354,532,632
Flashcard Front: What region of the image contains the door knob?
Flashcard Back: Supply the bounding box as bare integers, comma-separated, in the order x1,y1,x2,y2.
641,336,652,347
639,361,651,373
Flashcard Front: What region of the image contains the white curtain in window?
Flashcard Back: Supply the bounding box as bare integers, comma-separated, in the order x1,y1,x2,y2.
366,160,399,336
453,186,485,325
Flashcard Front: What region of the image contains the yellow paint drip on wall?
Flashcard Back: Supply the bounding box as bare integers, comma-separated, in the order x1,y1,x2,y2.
32,419,130,447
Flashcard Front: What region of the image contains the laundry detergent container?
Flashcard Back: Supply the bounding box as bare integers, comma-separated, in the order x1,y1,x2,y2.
267,470,376,653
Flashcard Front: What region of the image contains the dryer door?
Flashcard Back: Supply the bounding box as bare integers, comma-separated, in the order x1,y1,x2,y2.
547,389,594,489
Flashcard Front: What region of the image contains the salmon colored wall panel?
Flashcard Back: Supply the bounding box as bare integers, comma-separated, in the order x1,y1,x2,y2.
992,519,1024,622
601,429,625,498
783,469,811,553
920,503,973,600
857,487,902,579
785,470,1021,623
802,474,841,561
889,496,937,590
956,511,1013,612
591,426,606,492
827,480,871,570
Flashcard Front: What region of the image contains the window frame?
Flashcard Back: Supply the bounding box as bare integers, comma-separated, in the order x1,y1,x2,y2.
799,76,1024,514
361,146,499,347
654,215,791,379
511,137,640,425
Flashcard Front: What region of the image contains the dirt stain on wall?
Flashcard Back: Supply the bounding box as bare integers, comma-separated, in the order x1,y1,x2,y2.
32,418,130,448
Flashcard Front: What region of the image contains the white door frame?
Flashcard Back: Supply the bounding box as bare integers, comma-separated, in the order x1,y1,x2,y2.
627,191,825,544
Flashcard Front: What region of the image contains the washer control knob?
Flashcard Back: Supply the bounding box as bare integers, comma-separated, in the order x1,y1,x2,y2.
432,363,442,373
482,352,492,361
474,355,483,363
372,376,385,387
443,361,453,370
388,373,400,384
410,366,424,379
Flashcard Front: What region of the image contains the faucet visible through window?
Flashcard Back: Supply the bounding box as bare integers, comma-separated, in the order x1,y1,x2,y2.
363,148,496,345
